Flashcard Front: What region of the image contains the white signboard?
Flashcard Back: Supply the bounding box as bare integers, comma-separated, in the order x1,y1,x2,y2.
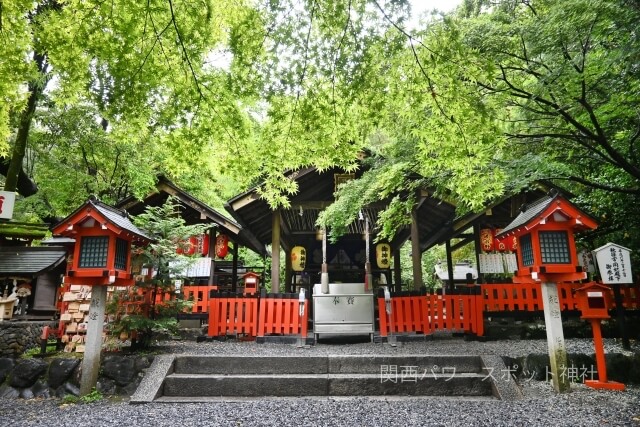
478,253,505,274
504,253,518,274
0,191,16,220
593,243,633,284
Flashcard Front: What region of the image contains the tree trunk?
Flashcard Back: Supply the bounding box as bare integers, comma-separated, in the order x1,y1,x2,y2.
3,52,48,194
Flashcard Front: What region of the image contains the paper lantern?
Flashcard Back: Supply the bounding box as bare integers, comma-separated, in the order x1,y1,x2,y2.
494,228,507,252
376,243,391,269
176,234,209,256
479,229,495,252
291,246,307,271
215,234,229,258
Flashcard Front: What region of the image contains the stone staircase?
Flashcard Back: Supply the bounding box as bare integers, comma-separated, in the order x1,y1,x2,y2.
131,354,521,402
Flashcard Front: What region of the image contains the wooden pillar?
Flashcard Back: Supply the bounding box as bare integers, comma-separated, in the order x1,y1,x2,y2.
208,230,216,286
285,248,293,293
271,209,281,292
446,240,454,294
410,207,422,290
393,249,402,292
473,225,483,284
231,242,238,293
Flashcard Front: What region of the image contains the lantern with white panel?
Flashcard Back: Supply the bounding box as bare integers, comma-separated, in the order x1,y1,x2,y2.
496,191,598,393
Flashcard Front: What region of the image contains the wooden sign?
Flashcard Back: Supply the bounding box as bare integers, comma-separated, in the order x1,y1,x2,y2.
0,191,16,220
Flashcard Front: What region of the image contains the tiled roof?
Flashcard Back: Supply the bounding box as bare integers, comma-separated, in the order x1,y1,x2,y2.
496,194,555,236
91,200,150,240
0,246,66,275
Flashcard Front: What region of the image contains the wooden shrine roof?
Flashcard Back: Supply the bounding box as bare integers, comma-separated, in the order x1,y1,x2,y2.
117,176,268,256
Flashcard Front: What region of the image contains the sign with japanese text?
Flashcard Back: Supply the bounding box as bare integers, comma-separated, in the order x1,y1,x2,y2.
593,243,633,284
0,191,16,220
577,250,596,274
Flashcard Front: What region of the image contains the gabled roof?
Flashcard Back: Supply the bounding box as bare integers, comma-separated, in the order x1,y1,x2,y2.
0,246,66,276
52,197,151,242
224,165,558,254
117,176,267,256
497,195,554,236
497,190,598,237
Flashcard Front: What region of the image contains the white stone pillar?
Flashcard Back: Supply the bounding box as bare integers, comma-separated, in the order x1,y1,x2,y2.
80,285,107,396
540,281,570,393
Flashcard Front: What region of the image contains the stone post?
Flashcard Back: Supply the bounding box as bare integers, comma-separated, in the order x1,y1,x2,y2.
540,281,570,393
80,285,107,396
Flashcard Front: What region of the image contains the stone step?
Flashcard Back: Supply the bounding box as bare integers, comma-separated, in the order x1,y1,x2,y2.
130,354,522,403
172,355,484,375
162,372,493,397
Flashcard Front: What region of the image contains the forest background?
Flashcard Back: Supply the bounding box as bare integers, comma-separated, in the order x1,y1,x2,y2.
1,0,639,283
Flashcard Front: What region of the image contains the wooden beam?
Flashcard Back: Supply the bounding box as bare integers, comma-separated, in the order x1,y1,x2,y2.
450,236,474,252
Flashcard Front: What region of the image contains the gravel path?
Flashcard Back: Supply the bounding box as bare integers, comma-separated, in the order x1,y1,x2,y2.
2,337,639,427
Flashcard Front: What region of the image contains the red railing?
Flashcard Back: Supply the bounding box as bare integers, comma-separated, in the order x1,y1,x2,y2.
182,286,210,313
208,293,259,337
378,282,640,338
480,282,640,313
377,292,483,338
206,292,308,339
258,293,308,338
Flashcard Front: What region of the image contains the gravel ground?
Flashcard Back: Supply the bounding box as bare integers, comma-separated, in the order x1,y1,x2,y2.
2,337,639,427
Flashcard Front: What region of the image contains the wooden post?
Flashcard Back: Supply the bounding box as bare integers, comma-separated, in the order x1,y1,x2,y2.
80,285,107,396
271,209,281,292
231,242,238,293
393,249,402,293
473,225,483,284
321,228,329,293
446,240,454,294
540,281,570,393
285,248,293,293
410,206,422,290
208,230,216,286
612,283,630,350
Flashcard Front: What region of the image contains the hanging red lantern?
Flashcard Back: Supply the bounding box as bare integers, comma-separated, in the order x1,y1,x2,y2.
215,234,229,258
479,228,495,252
509,235,518,252
494,228,507,252
176,234,209,256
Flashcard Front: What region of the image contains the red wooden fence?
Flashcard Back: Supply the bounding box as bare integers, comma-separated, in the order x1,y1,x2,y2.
106,282,640,340
378,282,640,338
206,292,308,338
182,286,210,313
207,293,259,337
377,293,484,338
258,294,308,338
480,282,640,313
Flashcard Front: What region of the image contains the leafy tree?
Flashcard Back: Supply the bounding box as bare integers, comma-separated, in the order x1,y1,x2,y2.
419,0,640,258
1,0,252,207
107,197,209,349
